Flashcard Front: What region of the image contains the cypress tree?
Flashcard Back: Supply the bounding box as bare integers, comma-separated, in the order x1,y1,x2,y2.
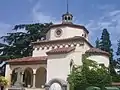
116,40,120,68
116,40,120,56
99,28,115,75
95,37,100,48
99,28,112,52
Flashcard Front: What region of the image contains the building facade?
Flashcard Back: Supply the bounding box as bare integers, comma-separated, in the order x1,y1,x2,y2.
5,12,109,90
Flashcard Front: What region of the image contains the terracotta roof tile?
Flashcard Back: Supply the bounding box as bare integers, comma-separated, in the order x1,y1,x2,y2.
7,56,47,64
86,48,109,56
46,47,75,54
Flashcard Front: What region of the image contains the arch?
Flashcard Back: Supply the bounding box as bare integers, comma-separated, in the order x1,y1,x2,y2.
23,67,33,87
45,78,67,90
68,16,71,20
11,67,21,85
35,67,47,88
47,78,67,87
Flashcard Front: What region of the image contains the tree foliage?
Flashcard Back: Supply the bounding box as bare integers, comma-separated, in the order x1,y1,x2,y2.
95,37,100,48
99,28,112,52
0,23,52,60
99,28,115,76
68,55,111,90
0,76,8,86
116,40,120,56
116,40,120,68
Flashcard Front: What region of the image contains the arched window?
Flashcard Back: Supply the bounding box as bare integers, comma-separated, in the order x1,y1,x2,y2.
23,68,33,87
11,68,18,85
68,16,71,20
35,67,46,88
70,59,74,72
64,17,67,20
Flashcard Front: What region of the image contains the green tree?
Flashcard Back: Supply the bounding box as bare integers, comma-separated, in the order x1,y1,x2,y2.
0,23,52,60
68,55,111,90
116,40,120,56
99,28,115,76
95,37,100,48
99,28,112,52
111,40,120,82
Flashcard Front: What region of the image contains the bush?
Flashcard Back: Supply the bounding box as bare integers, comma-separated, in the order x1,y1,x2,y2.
0,76,8,86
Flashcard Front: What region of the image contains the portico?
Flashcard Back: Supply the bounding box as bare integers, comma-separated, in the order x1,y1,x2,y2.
6,56,47,89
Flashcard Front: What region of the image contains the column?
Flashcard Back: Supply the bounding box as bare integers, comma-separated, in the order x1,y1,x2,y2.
21,72,24,83
32,73,36,88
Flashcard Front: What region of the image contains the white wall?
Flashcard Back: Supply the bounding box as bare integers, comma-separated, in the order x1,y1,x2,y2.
87,55,109,67
46,42,91,83
5,64,12,86
46,54,71,83
32,47,50,57
46,26,88,41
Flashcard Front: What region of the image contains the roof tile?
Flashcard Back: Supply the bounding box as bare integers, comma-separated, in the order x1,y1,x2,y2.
86,48,109,56
7,56,47,64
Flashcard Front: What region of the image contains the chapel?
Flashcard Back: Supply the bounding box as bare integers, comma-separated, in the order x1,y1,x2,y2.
5,8,110,90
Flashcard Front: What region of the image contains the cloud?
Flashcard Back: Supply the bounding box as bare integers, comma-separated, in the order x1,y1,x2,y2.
0,22,11,37
32,1,60,24
86,9,120,56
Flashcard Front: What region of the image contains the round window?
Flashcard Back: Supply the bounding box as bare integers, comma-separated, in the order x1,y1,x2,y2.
55,28,62,37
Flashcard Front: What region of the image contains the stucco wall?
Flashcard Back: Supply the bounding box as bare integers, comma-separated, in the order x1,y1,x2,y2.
5,64,12,86
46,53,71,83
46,26,88,41
87,55,109,67
46,42,91,83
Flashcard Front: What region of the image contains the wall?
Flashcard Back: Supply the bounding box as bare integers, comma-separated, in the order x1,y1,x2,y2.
5,64,12,86
46,53,71,83
68,42,91,65
87,55,109,67
46,42,91,83
46,26,88,41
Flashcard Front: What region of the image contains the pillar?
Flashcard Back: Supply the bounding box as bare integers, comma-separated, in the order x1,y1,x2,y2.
21,72,24,83
32,69,36,88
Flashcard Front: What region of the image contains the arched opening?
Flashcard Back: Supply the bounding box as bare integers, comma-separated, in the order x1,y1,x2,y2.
11,68,20,85
35,67,46,88
49,83,62,90
23,67,33,87
68,16,71,20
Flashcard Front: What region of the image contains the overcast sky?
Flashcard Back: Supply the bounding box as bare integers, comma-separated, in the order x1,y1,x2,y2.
0,0,120,56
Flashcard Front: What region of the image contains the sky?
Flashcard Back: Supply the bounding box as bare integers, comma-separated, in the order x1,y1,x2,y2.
0,0,120,57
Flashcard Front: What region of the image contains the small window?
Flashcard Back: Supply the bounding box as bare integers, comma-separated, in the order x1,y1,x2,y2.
64,17,67,20
68,16,71,20
82,34,84,37
84,34,86,38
